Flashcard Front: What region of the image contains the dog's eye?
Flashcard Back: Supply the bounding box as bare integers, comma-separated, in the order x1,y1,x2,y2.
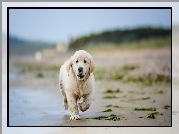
76,60,78,63
84,60,86,63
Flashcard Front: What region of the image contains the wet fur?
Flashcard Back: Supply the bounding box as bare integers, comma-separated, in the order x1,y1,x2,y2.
59,50,95,120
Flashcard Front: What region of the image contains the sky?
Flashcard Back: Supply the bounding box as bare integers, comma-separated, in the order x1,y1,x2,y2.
8,8,171,44
9,9,171,43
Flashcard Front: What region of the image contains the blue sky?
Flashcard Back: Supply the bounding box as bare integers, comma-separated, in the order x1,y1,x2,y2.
9,9,171,44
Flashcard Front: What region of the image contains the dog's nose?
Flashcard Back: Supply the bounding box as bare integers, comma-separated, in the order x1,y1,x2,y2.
78,67,83,72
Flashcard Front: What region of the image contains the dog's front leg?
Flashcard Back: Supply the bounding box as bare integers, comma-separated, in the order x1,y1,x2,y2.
66,92,80,120
79,93,91,112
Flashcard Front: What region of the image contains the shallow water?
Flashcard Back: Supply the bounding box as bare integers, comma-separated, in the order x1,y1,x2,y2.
9,87,69,126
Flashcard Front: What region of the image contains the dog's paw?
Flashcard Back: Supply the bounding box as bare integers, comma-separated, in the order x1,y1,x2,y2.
63,102,68,110
78,102,90,112
70,114,80,120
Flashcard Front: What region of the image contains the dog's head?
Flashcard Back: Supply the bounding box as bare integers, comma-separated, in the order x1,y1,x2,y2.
66,50,95,81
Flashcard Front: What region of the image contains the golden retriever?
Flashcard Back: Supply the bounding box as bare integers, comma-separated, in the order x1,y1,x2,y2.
59,50,95,120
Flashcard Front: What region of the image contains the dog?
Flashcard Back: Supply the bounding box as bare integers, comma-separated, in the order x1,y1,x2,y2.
59,50,95,120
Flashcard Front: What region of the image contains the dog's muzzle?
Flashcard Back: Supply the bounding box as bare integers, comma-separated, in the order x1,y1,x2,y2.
77,67,84,79
77,73,84,79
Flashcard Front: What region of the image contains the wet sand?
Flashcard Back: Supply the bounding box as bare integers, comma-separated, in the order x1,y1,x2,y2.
8,49,171,126
9,79,171,126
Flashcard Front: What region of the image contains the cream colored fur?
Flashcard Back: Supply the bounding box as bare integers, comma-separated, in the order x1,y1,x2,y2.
59,50,95,120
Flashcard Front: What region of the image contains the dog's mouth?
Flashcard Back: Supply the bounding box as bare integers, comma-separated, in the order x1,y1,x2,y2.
77,74,85,79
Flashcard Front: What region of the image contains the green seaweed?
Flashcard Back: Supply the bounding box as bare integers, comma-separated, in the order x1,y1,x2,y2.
121,65,137,71
136,97,151,100
103,95,118,99
116,89,122,93
147,112,163,119
133,107,156,111
151,100,156,103
86,114,121,121
124,73,170,86
153,112,163,115
138,117,143,118
108,114,120,121
112,74,124,80
105,105,112,107
155,74,171,83
102,109,112,112
157,90,164,94
104,89,122,94
86,116,108,120
113,105,122,108
36,72,44,78
104,105,122,108
164,105,170,109
104,89,113,93
147,113,156,119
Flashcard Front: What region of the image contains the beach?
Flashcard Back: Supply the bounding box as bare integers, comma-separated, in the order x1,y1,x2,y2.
8,48,171,126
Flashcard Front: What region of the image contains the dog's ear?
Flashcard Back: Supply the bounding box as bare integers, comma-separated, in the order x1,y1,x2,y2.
66,60,72,76
85,59,95,80
89,59,95,74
